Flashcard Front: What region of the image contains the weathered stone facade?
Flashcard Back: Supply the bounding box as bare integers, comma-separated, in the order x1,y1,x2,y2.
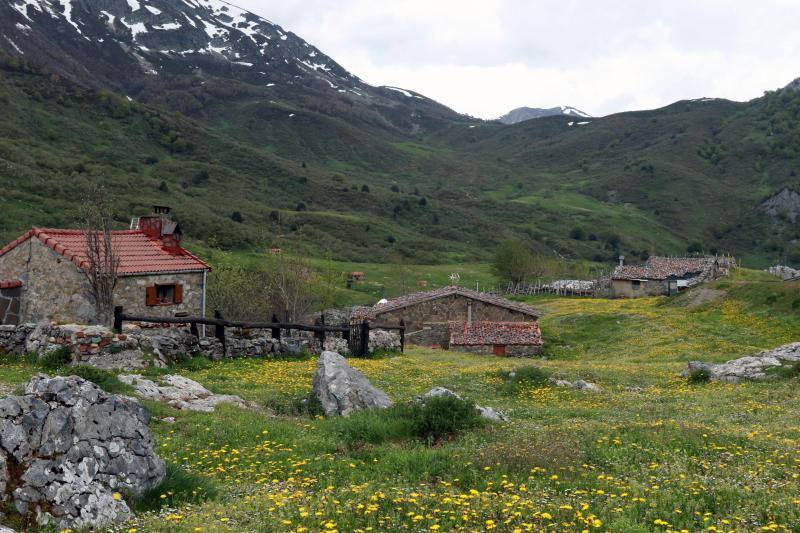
0,286,20,325
611,279,673,299
373,294,537,347
451,344,543,357
0,236,206,325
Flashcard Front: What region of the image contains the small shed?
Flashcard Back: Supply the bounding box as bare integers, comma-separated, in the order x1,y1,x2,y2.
612,256,723,298
449,321,542,356
354,285,542,351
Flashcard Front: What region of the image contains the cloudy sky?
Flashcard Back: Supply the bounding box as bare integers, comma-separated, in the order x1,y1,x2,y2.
236,0,799,118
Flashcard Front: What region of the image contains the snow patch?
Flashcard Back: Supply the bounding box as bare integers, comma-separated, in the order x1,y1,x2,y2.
15,22,31,32
127,0,140,11
154,22,182,30
59,0,84,35
144,5,162,15
577,121,591,125
4,36,24,54
384,86,424,99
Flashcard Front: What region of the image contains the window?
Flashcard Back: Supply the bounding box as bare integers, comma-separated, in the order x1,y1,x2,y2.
146,283,183,306
632,280,642,291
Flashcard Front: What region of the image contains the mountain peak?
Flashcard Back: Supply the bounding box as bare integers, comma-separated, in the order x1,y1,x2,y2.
497,105,590,125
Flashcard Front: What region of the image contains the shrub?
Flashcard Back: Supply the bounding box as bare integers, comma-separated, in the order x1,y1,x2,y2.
687,367,710,384
263,392,323,417
333,405,415,448
495,365,550,394
39,347,72,371
67,365,134,395
408,395,483,444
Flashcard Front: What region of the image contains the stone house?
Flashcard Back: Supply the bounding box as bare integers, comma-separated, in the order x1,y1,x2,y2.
0,207,210,325
355,286,542,355
611,256,725,298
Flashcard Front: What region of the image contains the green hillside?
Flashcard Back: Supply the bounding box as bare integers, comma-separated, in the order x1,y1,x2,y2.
1,50,798,266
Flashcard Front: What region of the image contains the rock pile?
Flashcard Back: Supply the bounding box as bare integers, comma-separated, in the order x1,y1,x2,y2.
312,351,392,416
549,378,603,392
118,374,249,412
767,265,800,280
0,375,165,529
682,342,800,383
419,387,509,422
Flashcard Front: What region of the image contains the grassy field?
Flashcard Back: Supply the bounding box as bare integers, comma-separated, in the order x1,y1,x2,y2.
1,277,799,532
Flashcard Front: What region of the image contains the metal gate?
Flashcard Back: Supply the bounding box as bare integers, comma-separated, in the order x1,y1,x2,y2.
348,319,370,357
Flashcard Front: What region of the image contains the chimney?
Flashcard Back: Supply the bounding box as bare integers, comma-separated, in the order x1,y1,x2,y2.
619,255,625,267
138,206,182,248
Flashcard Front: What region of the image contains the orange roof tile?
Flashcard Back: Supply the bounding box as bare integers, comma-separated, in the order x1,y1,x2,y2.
449,321,543,346
0,228,210,276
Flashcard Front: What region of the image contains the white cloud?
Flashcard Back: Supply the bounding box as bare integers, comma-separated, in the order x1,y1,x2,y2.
236,0,800,118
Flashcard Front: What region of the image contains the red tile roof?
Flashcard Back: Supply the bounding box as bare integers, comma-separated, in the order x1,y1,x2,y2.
613,256,717,281
450,321,543,346
357,286,541,319
0,228,210,276
0,279,22,289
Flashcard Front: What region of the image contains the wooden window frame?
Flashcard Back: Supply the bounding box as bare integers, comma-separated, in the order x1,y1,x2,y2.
146,283,184,306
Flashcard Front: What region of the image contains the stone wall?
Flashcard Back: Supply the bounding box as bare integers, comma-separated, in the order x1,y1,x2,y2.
611,279,670,298
0,323,399,362
373,294,536,346
451,344,543,357
0,286,21,325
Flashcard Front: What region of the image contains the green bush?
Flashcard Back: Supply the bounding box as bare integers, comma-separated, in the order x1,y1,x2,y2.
334,396,483,447
39,347,72,371
408,395,483,444
67,365,133,395
495,365,551,394
687,367,711,384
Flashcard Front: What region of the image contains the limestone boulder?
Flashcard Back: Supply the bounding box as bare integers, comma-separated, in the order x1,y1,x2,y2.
118,374,249,412
0,374,165,530
312,351,391,416
682,342,800,383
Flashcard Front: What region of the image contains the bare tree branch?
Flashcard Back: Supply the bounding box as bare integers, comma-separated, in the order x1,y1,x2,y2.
81,185,119,325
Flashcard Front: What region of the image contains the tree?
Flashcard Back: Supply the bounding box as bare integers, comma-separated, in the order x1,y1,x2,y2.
230,211,244,223
80,186,119,326
492,238,556,284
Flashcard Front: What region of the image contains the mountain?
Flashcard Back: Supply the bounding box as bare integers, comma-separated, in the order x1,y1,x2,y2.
0,0,464,133
1,0,799,267
497,106,590,124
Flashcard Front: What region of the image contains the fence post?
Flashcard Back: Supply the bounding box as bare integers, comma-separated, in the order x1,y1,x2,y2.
113,306,123,334
360,319,370,356
214,310,226,353
315,313,326,345
190,321,199,337
271,314,281,341
399,319,405,353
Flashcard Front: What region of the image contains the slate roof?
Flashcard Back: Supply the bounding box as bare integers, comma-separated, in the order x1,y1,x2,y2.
0,228,210,276
0,279,22,289
449,321,543,346
357,286,541,319
613,256,717,281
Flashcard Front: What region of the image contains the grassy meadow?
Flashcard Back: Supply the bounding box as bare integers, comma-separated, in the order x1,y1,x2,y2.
1,275,799,532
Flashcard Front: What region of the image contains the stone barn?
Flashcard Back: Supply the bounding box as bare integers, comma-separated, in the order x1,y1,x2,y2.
0,207,211,325
356,286,542,355
612,256,724,298
449,321,542,356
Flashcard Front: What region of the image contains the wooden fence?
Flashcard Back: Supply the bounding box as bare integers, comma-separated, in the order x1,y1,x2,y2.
113,306,405,356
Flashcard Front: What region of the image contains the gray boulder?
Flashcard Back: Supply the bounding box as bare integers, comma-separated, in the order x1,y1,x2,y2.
118,374,249,412
0,374,165,530
312,351,391,416
682,342,800,383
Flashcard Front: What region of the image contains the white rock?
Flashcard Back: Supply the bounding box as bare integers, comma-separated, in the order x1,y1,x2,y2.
312,351,391,416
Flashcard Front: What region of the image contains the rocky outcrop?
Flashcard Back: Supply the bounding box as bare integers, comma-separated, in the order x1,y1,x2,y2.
682,342,800,383
118,374,249,412
760,188,800,223
419,387,509,422
312,351,392,416
549,378,603,392
0,375,165,530
768,265,800,280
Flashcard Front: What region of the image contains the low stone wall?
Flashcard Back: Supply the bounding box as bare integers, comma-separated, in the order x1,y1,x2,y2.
0,323,399,364
451,344,543,357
